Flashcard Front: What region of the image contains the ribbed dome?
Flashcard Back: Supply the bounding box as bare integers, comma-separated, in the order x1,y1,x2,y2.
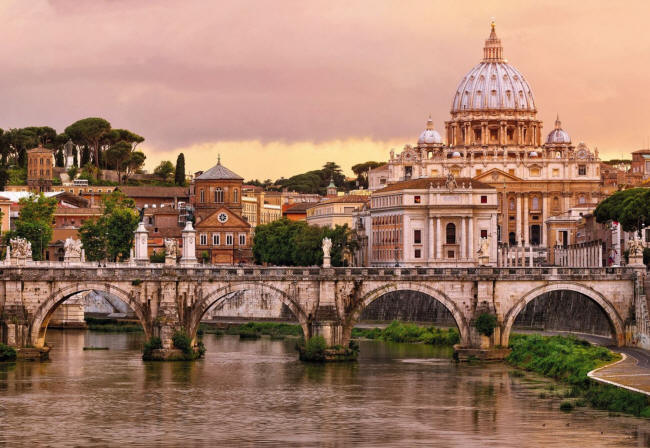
546,115,571,144
417,117,443,145
451,23,536,113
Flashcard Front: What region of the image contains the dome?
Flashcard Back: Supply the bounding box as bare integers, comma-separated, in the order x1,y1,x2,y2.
546,115,571,144
451,23,536,113
529,151,538,157
451,151,461,158
417,116,443,145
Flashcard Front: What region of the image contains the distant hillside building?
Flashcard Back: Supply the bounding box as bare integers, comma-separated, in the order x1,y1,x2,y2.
27,145,54,192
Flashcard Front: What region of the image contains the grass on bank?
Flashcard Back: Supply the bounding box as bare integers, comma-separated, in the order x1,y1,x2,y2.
85,317,143,333
0,343,17,362
507,334,650,418
198,322,304,340
352,321,460,346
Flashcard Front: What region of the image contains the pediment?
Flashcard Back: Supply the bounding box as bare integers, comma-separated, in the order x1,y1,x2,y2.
474,168,522,182
196,207,250,229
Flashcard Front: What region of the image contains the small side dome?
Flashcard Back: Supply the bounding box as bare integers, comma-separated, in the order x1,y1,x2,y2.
546,114,571,144
451,151,462,158
529,151,538,157
418,116,443,145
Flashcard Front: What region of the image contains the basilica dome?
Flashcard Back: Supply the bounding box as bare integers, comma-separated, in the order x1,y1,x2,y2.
417,117,443,145
546,116,571,144
451,23,536,113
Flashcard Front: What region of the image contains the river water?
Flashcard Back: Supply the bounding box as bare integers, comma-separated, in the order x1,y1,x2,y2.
0,330,649,447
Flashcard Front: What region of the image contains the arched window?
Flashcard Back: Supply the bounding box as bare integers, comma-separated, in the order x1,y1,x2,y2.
509,198,515,210
553,197,559,209
234,188,239,203
214,187,223,203
532,196,539,210
579,195,586,204
446,223,456,244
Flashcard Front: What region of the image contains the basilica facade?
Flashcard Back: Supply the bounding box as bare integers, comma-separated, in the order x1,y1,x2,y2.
368,23,601,254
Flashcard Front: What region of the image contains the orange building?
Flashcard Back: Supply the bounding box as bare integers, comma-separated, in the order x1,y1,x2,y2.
191,158,252,264
27,146,54,192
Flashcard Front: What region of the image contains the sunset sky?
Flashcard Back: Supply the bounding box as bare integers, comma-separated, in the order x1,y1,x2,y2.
1,0,649,180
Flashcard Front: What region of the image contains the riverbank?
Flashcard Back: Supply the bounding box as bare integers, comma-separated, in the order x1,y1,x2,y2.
352,321,460,346
199,322,303,339
507,334,650,418
85,317,143,333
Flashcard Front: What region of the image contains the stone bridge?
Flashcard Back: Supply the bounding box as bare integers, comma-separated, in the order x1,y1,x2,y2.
0,264,648,355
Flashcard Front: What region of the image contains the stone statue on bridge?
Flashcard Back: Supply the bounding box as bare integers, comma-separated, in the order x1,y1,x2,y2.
477,237,490,265
322,237,332,268
64,238,82,262
627,237,645,266
10,237,32,261
164,238,178,265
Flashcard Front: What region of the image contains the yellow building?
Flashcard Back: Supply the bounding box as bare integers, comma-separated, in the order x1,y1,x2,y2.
306,195,369,229
27,146,54,192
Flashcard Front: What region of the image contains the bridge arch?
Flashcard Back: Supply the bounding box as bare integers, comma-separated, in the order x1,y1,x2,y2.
189,282,309,341
346,283,471,346
502,282,625,347
30,283,150,348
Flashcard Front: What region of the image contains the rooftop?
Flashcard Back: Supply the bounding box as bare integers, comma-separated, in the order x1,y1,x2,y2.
195,158,243,181
117,186,190,198
307,195,370,209
374,177,494,193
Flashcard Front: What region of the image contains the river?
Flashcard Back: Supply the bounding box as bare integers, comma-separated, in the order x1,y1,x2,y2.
0,330,648,447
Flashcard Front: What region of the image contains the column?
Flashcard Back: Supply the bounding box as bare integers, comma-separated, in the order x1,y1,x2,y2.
523,195,529,247
598,242,603,267
491,213,498,263
461,218,466,260
436,217,442,259
468,217,474,260
542,194,549,247
515,194,522,246
428,218,434,261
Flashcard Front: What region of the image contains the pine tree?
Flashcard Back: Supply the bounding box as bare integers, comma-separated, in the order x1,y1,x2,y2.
175,153,186,186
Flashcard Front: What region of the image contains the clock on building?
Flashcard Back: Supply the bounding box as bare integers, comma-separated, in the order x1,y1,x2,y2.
217,212,228,223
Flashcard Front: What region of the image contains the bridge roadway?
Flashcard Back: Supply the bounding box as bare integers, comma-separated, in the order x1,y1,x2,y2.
0,263,646,355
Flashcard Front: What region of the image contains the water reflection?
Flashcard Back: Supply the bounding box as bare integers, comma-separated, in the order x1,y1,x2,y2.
0,330,647,446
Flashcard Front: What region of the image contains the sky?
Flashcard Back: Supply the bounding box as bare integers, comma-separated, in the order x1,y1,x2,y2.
1,0,649,180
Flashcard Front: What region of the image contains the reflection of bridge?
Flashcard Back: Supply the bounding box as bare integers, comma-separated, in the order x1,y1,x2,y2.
1,264,648,354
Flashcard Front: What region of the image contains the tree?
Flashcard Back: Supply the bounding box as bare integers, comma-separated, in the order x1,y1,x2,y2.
351,161,384,189
80,145,90,166
154,160,175,182
55,149,65,167
595,188,650,236
107,141,132,183
252,219,357,266
65,118,111,169
79,191,139,261
124,151,146,182
5,194,58,260
321,162,345,186
175,153,186,186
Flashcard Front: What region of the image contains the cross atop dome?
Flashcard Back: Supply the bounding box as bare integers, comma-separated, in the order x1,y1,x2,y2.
483,20,504,62
555,114,562,129
426,115,434,130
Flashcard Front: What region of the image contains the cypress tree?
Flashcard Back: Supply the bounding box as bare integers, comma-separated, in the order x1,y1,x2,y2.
55,149,65,167
175,153,185,186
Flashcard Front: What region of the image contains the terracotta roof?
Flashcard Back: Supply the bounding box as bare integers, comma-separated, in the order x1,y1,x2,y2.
374,177,494,193
195,161,243,181
54,207,102,216
146,226,183,238
27,146,53,154
117,186,189,198
307,195,370,209
143,207,180,215
283,202,312,213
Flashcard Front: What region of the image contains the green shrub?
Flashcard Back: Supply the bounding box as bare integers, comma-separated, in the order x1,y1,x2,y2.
150,250,166,263
560,401,574,412
172,331,193,355
302,336,327,362
0,343,17,361
474,313,497,337
351,321,459,346
142,336,162,359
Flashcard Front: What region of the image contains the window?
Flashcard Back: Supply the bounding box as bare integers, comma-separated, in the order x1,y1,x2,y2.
481,229,488,238
212,234,220,245
447,250,455,258
200,234,207,245
239,234,246,246
451,169,460,177
553,197,560,209
214,188,223,203
480,195,487,204
509,198,515,210
578,165,586,176
532,197,539,210
508,169,515,176
475,169,482,176
529,167,540,177
200,189,205,203
414,249,421,259
414,195,421,204
226,234,234,245
234,189,239,203
552,168,560,177
431,169,439,176
579,195,586,204
446,223,456,244
414,229,421,244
